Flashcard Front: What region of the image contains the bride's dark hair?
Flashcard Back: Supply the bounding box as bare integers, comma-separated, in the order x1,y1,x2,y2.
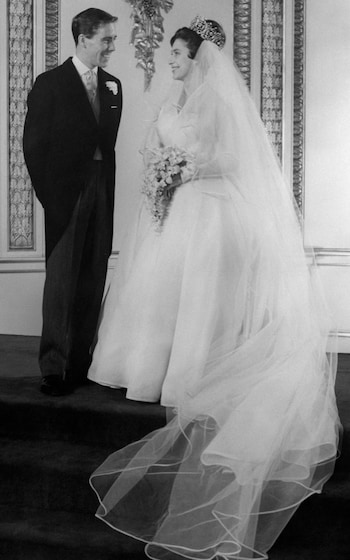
170,28,203,59
170,20,226,59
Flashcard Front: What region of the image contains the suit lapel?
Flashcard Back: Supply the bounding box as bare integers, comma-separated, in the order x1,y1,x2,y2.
61,58,98,128
59,61,119,133
98,69,121,130
97,69,108,123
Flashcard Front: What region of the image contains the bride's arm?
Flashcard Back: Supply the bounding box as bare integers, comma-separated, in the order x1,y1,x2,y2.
190,89,239,180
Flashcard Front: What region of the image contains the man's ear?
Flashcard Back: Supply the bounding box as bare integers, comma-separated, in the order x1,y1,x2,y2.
78,34,87,49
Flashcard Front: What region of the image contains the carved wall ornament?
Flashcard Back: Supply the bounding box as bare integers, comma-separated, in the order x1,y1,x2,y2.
233,0,251,88
45,0,60,71
261,0,284,161
8,0,34,250
125,0,174,90
293,0,305,210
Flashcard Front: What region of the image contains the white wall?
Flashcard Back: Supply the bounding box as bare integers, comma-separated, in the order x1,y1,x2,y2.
303,0,350,351
0,270,45,336
304,0,350,249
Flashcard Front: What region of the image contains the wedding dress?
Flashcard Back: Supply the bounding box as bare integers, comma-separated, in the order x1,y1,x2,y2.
88,42,341,559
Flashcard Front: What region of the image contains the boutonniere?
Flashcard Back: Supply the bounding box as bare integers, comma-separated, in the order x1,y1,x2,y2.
106,81,118,95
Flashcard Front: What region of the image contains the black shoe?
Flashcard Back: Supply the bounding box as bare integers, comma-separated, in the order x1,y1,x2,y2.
40,375,73,396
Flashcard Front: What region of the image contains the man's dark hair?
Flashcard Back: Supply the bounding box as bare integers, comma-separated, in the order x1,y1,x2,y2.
72,8,118,45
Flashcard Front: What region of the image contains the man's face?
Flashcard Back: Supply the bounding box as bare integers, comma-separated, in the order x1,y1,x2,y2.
82,23,117,68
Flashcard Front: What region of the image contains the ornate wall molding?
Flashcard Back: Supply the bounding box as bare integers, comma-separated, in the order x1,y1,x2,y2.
8,0,34,250
7,0,59,253
293,0,305,209
235,0,306,205
6,0,306,253
311,249,350,268
125,0,174,91
261,0,284,161
45,0,60,71
233,0,252,88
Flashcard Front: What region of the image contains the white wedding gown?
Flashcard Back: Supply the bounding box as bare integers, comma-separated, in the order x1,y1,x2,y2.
88,42,340,560
88,102,250,406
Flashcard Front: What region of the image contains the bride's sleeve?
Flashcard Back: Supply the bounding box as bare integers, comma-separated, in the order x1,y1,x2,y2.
194,90,239,180
142,123,162,168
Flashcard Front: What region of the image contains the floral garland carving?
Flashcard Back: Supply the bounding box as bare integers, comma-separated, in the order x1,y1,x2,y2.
125,0,174,90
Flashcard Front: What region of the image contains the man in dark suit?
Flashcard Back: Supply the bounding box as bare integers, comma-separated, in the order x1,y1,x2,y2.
23,8,122,395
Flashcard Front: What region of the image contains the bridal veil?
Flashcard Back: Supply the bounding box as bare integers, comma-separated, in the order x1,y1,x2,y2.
90,41,341,559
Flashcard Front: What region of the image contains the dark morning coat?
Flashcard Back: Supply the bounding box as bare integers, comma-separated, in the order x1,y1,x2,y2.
23,57,123,259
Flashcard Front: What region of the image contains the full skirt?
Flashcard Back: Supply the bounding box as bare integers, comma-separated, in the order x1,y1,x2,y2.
89,177,341,559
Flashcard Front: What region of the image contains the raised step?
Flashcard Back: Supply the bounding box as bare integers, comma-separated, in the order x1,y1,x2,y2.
269,480,350,559
0,361,349,559
0,504,348,560
0,437,108,514
1,434,349,533
0,507,146,560
0,376,166,447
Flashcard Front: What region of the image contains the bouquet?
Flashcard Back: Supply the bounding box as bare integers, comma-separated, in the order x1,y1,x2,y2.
142,146,197,230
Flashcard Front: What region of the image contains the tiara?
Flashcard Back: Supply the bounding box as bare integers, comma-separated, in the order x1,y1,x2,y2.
189,15,225,50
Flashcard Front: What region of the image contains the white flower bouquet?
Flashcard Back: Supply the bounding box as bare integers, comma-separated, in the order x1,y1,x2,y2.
142,146,197,230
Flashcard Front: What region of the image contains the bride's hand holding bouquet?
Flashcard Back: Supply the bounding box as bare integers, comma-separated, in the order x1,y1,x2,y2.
142,145,197,229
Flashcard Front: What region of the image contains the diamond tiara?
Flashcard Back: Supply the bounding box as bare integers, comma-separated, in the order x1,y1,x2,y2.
189,16,225,50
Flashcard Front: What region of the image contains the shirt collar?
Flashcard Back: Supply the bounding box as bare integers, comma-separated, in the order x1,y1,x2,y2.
72,55,98,77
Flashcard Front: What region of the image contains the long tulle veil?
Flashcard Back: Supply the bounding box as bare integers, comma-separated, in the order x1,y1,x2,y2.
90,41,341,559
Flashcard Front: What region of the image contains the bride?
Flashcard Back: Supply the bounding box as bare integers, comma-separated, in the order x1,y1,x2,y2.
88,17,341,560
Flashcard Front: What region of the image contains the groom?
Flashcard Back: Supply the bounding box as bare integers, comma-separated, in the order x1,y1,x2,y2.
23,8,122,396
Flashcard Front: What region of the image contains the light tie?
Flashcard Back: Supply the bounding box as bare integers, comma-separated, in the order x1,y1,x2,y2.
83,69,97,105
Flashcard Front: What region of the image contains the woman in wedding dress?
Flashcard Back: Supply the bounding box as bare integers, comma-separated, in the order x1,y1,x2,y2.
88,17,341,560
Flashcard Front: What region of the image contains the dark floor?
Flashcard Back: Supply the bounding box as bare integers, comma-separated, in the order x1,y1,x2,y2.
0,335,348,560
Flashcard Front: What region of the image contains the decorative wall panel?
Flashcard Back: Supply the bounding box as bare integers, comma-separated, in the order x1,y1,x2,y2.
8,0,34,249
293,0,305,209
7,0,59,252
6,0,306,251
45,0,60,71
233,0,251,88
261,0,283,160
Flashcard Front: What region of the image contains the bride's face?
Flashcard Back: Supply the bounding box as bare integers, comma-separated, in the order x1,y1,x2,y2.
169,39,193,81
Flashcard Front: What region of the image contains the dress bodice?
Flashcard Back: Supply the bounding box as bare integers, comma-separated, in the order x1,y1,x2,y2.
156,103,197,152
